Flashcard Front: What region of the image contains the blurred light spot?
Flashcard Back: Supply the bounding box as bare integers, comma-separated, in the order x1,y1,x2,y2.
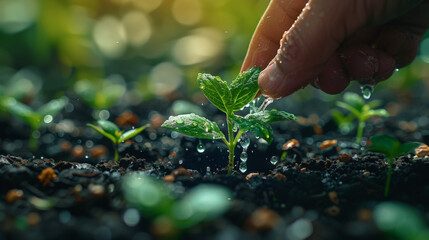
132,0,163,12
421,38,429,63
122,11,152,47
98,110,110,120
123,208,141,227
0,0,38,33
43,115,53,124
93,226,112,240
149,62,183,96
173,28,224,65
59,210,72,224
285,218,313,240
32,130,40,139
172,0,202,25
93,16,127,58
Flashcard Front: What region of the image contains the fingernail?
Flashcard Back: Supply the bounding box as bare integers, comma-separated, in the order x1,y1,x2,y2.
258,62,287,98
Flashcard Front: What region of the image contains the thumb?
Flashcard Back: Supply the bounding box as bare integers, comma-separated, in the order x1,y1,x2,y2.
258,0,362,98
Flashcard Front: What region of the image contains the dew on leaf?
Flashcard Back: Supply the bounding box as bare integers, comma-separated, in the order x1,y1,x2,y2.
197,140,205,153
270,156,279,165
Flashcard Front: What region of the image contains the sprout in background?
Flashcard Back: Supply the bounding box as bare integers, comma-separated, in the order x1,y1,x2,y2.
87,120,149,162
5,97,68,151
74,75,126,118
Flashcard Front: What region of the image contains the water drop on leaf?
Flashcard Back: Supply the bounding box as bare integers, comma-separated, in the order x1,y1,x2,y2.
239,162,247,173
239,133,250,149
270,156,279,165
360,84,374,100
240,151,248,162
197,140,205,153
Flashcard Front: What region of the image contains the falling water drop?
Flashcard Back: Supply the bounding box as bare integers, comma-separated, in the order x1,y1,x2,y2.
360,84,374,100
258,95,274,111
395,68,399,72
240,152,248,162
232,122,238,132
239,162,247,173
239,133,250,149
270,156,279,165
197,140,205,153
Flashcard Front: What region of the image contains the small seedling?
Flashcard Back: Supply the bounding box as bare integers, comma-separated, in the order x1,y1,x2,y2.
162,68,296,174
5,97,68,150
87,120,149,161
367,135,419,197
335,92,389,144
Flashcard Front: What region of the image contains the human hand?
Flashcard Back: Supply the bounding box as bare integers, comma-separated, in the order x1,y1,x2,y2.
241,0,429,98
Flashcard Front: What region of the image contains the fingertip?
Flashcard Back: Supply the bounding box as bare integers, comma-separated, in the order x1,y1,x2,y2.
340,45,379,83
374,50,395,82
317,53,350,94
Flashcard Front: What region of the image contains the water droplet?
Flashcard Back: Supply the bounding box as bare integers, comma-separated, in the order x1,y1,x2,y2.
240,152,248,162
197,140,205,153
270,156,279,165
176,119,184,125
258,95,274,111
395,68,399,72
43,115,53,124
232,123,238,132
360,84,374,100
239,133,250,149
192,122,198,127
239,162,247,173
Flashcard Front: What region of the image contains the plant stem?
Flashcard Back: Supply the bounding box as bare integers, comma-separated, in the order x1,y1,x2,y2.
384,158,393,197
226,115,235,174
29,128,38,151
355,119,365,144
114,143,119,162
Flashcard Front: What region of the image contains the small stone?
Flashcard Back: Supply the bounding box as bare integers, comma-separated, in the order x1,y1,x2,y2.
60,141,72,151
163,175,175,183
71,145,85,158
171,167,192,177
27,212,40,226
89,145,109,158
115,111,139,126
245,172,259,181
363,171,371,176
300,167,307,172
328,191,339,205
6,189,24,204
88,184,105,197
150,113,164,128
282,139,300,151
37,168,57,187
338,153,352,163
273,173,287,181
245,207,281,231
320,140,338,150
415,144,429,157
357,208,372,221
324,206,340,217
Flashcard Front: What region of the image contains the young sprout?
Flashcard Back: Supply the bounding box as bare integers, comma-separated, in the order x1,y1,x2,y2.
87,120,149,162
335,93,389,144
5,97,68,151
162,68,296,174
367,135,419,197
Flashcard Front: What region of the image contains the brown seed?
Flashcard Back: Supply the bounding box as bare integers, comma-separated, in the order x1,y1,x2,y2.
320,140,338,150
37,168,57,187
27,212,40,226
363,171,371,176
6,189,24,204
338,153,352,163
60,141,72,151
357,209,372,221
273,173,287,181
89,145,109,158
171,167,192,177
282,139,300,151
314,124,323,135
325,206,340,217
71,145,85,158
245,207,281,231
415,144,429,157
300,168,307,172
115,111,139,127
163,175,175,183
150,113,164,128
245,173,260,181
328,191,339,205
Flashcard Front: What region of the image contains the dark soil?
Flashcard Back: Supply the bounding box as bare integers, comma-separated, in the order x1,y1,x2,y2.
1,89,429,240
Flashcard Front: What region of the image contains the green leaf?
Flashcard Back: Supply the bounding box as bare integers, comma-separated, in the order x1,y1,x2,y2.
343,92,365,111
37,97,68,117
336,101,361,118
397,142,420,156
6,98,41,129
362,109,389,120
87,123,117,143
244,109,296,124
97,120,121,136
162,113,225,140
232,115,274,144
119,124,149,142
198,73,233,113
230,67,261,111
367,135,399,158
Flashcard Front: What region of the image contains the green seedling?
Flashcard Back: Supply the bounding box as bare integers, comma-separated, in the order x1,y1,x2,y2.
162,68,296,174
335,92,389,144
5,97,68,151
87,120,149,161
367,135,419,197
123,173,231,236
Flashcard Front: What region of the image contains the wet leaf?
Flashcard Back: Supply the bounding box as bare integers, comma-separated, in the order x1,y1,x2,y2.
362,109,389,120
119,124,149,142
37,96,68,117
230,67,260,111
197,73,232,113
368,135,419,159
162,113,225,140
6,98,41,129
232,115,274,144
244,109,296,124
343,92,365,111
397,142,420,156
96,120,120,136
87,123,117,143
